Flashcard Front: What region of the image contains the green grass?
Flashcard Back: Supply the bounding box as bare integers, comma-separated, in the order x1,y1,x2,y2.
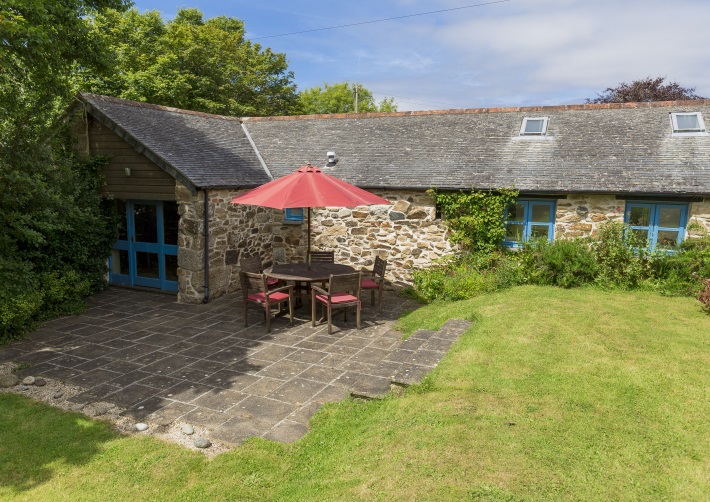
1,286,709,500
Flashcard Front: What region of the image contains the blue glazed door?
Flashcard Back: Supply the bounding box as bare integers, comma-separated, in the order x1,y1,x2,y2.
109,201,178,292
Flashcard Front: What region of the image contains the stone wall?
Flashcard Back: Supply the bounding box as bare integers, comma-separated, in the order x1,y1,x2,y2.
175,186,454,301
555,195,625,238
688,198,710,238
176,188,710,303
555,195,710,240
290,190,455,286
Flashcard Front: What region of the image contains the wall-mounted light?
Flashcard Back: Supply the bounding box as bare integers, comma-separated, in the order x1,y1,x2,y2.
124,167,131,177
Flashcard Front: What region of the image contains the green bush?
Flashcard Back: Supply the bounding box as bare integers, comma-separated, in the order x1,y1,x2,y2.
410,226,710,303
523,238,598,288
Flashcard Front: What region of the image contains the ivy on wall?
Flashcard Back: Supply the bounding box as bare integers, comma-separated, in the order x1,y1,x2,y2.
428,187,519,253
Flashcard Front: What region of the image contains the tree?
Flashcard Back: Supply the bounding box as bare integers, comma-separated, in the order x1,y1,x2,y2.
75,8,300,116
0,0,131,141
298,82,398,114
0,0,128,340
586,76,706,104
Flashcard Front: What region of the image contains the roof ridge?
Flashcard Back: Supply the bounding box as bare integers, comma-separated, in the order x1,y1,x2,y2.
242,99,710,122
78,92,244,122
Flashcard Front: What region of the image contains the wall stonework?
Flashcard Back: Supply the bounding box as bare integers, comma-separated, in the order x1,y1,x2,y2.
555,195,625,239
688,198,710,237
297,190,455,286
175,189,710,303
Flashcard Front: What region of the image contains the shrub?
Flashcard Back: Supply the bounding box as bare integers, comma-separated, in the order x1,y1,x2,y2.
698,278,710,313
411,255,499,302
524,238,598,288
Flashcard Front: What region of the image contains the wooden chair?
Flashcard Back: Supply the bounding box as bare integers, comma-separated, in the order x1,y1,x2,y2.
240,255,279,287
361,256,387,313
240,271,293,333
309,250,335,264
311,272,362,335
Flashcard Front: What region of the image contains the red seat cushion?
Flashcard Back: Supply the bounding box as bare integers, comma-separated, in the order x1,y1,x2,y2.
247,291,289,303
315,292,358,304
267,278,279,286
361,278,380,289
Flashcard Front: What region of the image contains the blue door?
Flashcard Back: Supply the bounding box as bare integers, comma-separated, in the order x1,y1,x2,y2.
109,200,179,292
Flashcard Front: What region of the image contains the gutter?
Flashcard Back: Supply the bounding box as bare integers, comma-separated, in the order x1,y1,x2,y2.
203,189,210,303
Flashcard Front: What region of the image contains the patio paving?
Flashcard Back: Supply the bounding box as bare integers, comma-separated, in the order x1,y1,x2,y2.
0,287,469,446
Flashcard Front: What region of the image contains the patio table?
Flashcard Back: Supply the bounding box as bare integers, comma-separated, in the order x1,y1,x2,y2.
265,262,358,320
264,262,356,283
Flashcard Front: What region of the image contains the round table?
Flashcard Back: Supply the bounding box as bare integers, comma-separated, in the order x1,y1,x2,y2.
264,263,356,283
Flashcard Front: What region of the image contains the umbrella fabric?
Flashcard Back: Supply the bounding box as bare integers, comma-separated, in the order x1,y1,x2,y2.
232,164,389,267
231,164,389,209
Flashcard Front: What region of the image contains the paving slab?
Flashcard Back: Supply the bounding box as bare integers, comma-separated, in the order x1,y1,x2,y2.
2,288,467,447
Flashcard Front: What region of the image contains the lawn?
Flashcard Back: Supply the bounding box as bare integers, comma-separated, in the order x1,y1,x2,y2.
1,286,708,501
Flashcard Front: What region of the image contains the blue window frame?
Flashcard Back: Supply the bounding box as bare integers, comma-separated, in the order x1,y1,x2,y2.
504,200,556,248
624,202,688,251
284,208,304,223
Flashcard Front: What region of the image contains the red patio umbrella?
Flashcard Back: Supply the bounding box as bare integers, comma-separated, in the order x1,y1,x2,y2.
232,164,389,267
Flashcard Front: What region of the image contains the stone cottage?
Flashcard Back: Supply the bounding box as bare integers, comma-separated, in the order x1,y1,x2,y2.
68,93,710,303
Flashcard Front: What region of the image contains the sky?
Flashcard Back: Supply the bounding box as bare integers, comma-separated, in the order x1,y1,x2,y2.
131,0,710,111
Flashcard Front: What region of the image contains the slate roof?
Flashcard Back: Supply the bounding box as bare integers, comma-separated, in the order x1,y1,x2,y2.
78,93,270,192
79,93,710,196
244,102,710,196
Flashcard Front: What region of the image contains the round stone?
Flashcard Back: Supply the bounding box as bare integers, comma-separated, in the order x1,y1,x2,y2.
193,437,211,449
71,404,85,411
52,391,64,399
135,423,149,432
34,378,46,387
18,385,29,391
0,374,19,388
182,424,195,435
22,376,35,385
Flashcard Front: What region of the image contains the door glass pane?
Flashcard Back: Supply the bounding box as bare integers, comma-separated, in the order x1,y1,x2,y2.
628,206,651,227
165,255,178,282
506,223,523,242
530,225,550,240
631,229,649,243
111,249,129,275
656,230,680,247
117,200,127,241
134,204,158,243
658,207,682,228
507,203,525,222
530,204,551,223
163,201,179,245
136,252,159,279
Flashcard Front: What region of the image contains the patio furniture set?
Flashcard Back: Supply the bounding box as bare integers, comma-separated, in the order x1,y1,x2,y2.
240,253,387,334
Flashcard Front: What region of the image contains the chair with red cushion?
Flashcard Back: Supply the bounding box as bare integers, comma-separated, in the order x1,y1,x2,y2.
361,256,387,313
311,272,362,335
240,271,293,333
240,255,279,288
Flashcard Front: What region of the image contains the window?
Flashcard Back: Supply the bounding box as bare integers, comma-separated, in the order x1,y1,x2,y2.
284,207,304,223
625,202,688,250
520,117,549,136
670,112,706,134
504,200,556,248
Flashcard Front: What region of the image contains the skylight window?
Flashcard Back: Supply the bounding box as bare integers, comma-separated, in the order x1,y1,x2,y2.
670,112,706,134
520,117,548,136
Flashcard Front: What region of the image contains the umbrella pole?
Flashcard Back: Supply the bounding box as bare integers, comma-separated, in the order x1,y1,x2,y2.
307,207,311,270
